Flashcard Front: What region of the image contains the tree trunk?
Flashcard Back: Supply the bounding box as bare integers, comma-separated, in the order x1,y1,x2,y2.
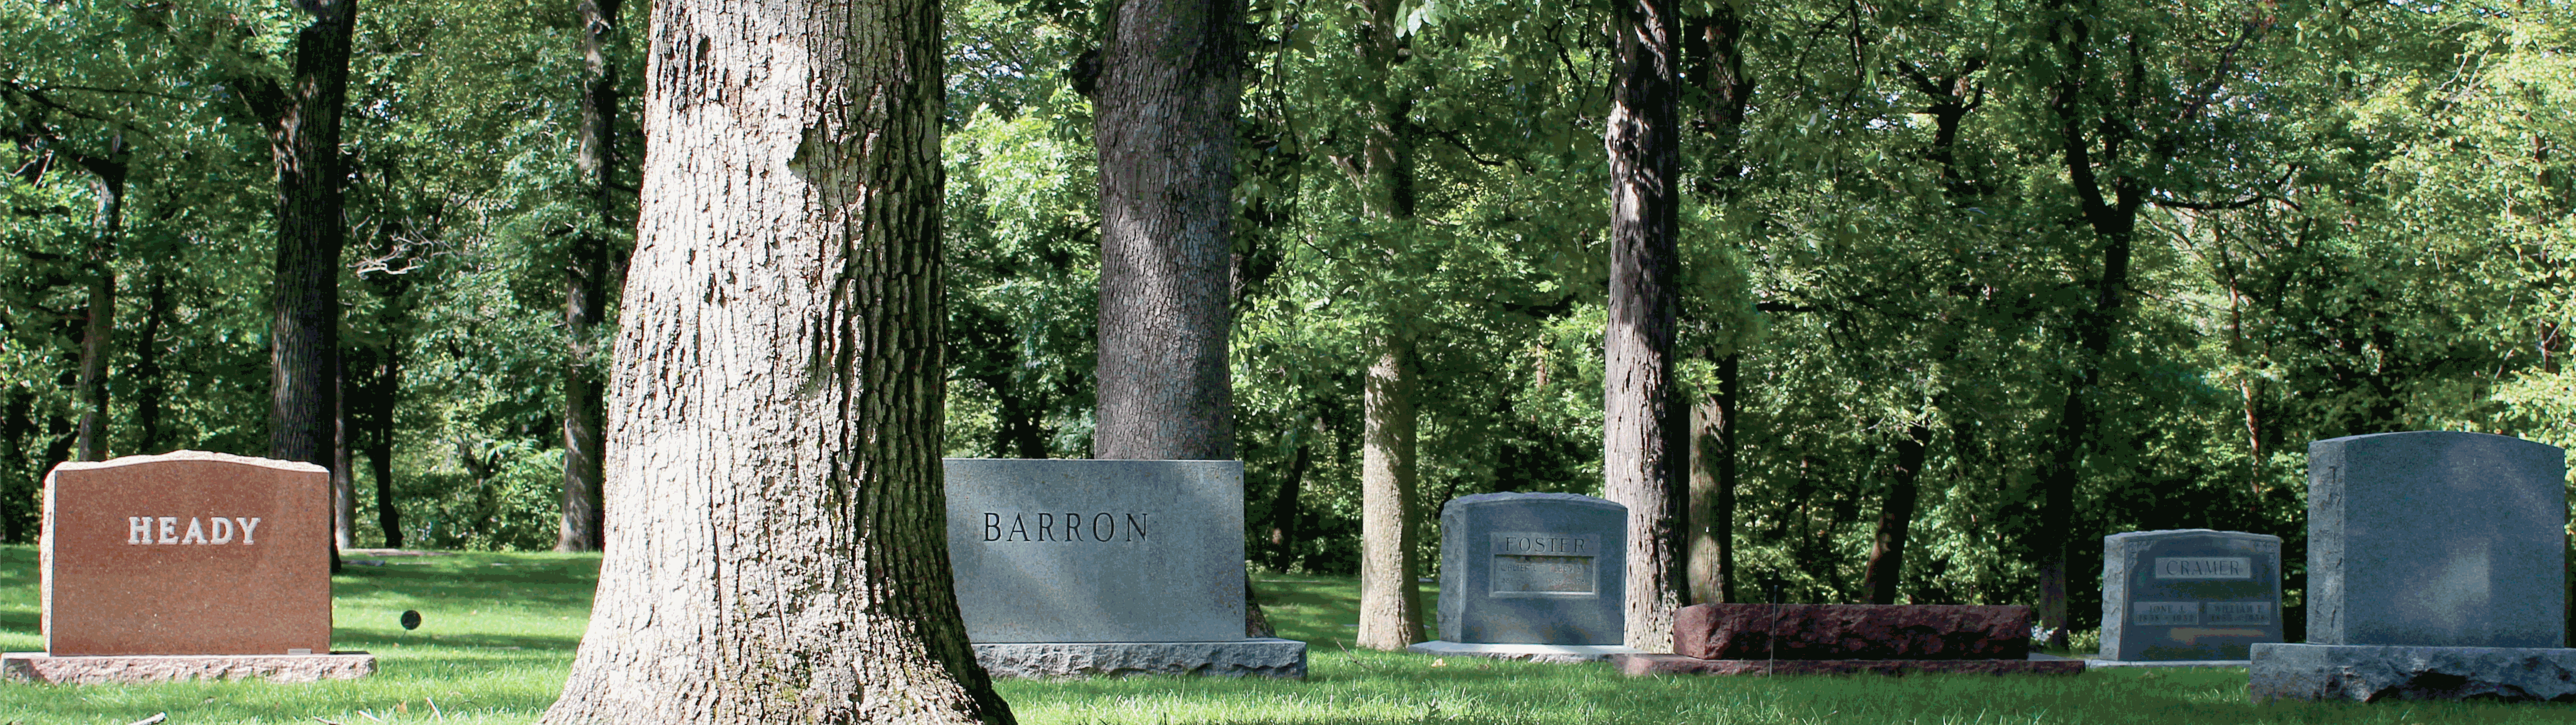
1686,353,1737,604
1088,0,1241,461
557,0,622,554
1357,338,1424,648
334,358,356,549
1265,436,1312,569
132,269,168,454
1605,0,1685,653
72,150,125,462
1,393,30,543
539,0,1011,719
265,0,354,475
1859,423,1929,604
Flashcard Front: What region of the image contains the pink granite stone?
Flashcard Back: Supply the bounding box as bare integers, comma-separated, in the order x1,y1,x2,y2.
41,451,332,656
1674,603,2032,660
1612,653,2082,677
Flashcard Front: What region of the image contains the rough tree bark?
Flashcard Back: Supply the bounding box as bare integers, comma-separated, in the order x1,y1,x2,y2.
1088,0,1241,461
133,270,168,454
1678,1,1749,610
1605,0,1686,652
538,0,1012,719
250,0,355,478
556,0,622,554
1356,339,1423,649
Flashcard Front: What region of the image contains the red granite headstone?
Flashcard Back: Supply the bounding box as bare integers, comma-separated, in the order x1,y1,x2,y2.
1673,603,2031,660
39,451,332,656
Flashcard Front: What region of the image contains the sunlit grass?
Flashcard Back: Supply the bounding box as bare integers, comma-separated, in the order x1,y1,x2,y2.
0,546,2570,723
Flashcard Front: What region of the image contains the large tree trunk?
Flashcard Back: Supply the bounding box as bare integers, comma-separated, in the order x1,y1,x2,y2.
1859,423,1930,604
1356,338,1424,649
72,149,125,462
1605,0,1686,653
539,0,1011,719
265,0,354,475
1088,0,1241,461
1686,353,1737,604
557,0,622,554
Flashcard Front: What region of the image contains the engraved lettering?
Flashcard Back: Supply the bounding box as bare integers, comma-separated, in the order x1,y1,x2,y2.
211,516,234,544
2133,601,2200,626
2205,601,2273,625
984,513,1001,542
128,516,150,544
2154,557,2253,580
1126,513,1148,541
1092,513,1113,542
181,517,208,545
236,517,259,545
1037,513,1054,542
1008,515,1029,541
159,516,178,544
1064,512,1083,542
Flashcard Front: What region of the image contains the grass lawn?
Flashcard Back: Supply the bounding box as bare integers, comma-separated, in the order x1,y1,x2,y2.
0,546,2564,724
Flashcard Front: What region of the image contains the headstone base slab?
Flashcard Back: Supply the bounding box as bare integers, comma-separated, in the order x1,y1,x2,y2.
1405,640,1642,663
1611,654,2082,677
2086,658,2248,669
1,652,375,684
973,638,1306,679
2250,643,2576,703
1674,603,2033,660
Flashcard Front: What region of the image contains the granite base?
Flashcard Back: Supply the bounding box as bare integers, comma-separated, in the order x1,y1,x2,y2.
2249,643,2576,703
1612,654,2083,677
2088,658,2249,669
1406,640,1642,663
1,652,376,684
974,638,1307,679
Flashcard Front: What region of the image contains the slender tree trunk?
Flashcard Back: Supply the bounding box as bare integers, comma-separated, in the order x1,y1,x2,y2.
1,393,30,543
132,269,168,454
69,142,128,463
1345,0,1427,650
334,358,356,549
1357,338,1424,648
266,0,354,476
540,0,1011,718
1686,353,1737,604
557,0,622,554
1266,436,1313,569
1860,423,1930,604
1605,0,1685,653
1088,0,1241,461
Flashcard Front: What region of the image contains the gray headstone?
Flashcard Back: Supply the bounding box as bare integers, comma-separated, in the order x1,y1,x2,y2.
1436,492,1625,645
2100,529,2283,661
2306,432,2567,648
944,459,1245,643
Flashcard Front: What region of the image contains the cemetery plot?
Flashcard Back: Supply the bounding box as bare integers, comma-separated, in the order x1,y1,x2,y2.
2099,529,2283,662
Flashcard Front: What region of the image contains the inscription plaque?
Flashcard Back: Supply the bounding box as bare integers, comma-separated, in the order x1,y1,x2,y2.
2134,602,2200,626
1492,555,1593,594
2207,601,2272,625
2156,557,2251,579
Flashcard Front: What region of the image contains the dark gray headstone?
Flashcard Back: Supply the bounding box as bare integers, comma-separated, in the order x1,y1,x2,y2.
2100,529,2282,661
1436,493,1625,645
2305,432,2567,648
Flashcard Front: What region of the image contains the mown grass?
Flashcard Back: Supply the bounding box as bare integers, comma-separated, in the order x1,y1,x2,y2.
0,546,2570,724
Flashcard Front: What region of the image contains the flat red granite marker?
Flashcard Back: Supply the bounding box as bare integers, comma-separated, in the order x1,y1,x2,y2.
1674,603,2032,660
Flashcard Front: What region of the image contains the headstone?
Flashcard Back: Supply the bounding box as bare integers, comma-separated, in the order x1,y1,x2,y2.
2251,432,2576,702
1405,493,1637,662
944,459,1305,678
2099,529,2282,661
3,451,373,684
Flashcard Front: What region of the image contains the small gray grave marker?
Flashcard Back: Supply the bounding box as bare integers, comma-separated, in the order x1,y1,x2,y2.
1434,493,1626,646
